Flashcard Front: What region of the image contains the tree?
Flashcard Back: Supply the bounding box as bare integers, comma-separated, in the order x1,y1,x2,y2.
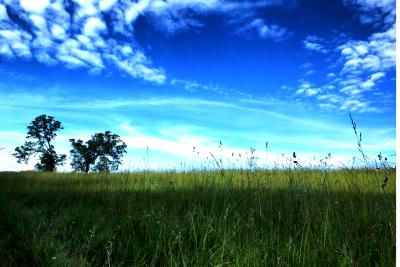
13,115,66,171
67,138,96,173
70,131,127,172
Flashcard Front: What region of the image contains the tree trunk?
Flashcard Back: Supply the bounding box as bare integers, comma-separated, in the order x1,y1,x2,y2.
84,163,90,173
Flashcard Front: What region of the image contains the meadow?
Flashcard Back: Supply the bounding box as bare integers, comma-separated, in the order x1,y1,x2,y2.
0,165,395,266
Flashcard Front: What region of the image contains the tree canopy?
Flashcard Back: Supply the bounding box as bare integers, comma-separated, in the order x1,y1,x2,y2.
70,131,127,172
13,115,66,171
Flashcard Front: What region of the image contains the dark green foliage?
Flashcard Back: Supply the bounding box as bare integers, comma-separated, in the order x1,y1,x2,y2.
12,115,66,171
35,150,66,172
70,131,127,172
69,139,97,173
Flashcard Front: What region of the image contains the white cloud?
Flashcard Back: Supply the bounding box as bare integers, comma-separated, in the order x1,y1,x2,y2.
370,71,385,81
235,18,291,41
74,0,98,18
76,34,95,49
20,0,49,13
305,70,315,76
304,41,323,51
0,29,32,58
340,85,361,95
0,30,19,42
51,24,67,40
0,0,291,84
339,25,395,74
343,0,395,26
29,14,47,30
104,46,166,83
83,17,107,36
0,43,13,57
170,79,228,95
121,45,133,56
361,79,374,89
99,0,118,11
32,34,54,49
354,44,368,55
55,38,102,69
36,52,58,65
360,72,385,89
305,88,319,96
125,0,151,23
0,4,8,20
122,0,292,36
0,1,168,84
171,79,201,92
57,54,87,68
295,22,395,113
300,62,313,69
303,35,327,53
323,85,335,90
73,48,104,68
318,103,336,110
134,63,166,84
339,98,378,112
317,94,343,103
341,47,353,55
295,80,321,97
120,0,283,35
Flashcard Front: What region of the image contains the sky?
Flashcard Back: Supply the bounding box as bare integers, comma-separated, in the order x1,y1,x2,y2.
0,0,396,171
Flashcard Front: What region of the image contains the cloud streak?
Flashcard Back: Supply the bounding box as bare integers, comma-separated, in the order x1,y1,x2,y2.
303,35,327,53
235,18,292,41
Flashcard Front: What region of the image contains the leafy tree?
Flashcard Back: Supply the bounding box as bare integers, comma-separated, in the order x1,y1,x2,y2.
67,138,96,173
70,131,127,172
13,115,66,171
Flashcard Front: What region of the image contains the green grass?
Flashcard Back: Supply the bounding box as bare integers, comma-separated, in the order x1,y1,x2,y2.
0,168,395,266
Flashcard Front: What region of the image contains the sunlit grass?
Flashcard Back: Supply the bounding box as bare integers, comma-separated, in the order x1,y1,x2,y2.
0,168,395,266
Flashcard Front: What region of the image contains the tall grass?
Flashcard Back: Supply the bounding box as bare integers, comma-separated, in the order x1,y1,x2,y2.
0,166,395,266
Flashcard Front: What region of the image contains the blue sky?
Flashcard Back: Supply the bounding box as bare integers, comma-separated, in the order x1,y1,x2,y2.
0,0,396,171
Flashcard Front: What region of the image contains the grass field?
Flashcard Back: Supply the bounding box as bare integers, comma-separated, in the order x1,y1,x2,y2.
0,167,395,266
